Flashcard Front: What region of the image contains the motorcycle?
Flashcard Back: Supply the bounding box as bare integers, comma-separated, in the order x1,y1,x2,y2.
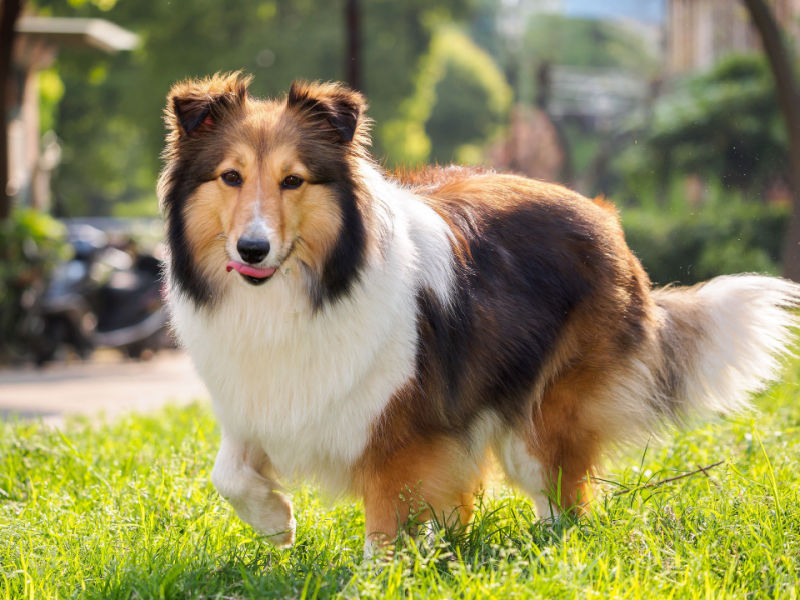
29,224,170,364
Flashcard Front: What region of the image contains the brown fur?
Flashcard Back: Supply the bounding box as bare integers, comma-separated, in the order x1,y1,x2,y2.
356,429,484,545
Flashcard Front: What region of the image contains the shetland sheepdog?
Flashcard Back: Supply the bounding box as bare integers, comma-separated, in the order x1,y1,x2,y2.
159,72,799,553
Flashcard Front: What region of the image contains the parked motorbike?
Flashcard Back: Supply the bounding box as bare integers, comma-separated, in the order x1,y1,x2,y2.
29,224,170,364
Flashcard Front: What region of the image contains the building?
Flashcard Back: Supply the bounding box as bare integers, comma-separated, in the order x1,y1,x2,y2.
8,16,138,210
667,0,800,73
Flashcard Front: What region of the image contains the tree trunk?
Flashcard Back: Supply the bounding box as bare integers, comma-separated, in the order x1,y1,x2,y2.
345,0,361,91
742,0,800,280
0,0,23,220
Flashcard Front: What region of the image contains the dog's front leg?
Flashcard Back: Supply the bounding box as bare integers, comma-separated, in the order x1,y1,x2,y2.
211,432,295,547
360,437,479,558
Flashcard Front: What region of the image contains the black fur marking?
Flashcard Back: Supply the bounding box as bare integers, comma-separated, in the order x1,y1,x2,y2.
327,104,360,143
413,202,598,433
162,148,227,307
282,82,370,306
291,134,367,308
317,178,366,307
287,82,361,144
173,97,211,134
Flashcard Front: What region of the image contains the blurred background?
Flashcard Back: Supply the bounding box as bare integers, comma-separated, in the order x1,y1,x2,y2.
1,0,799,369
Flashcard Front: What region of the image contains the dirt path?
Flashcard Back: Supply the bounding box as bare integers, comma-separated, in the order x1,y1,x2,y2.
0,350,208,426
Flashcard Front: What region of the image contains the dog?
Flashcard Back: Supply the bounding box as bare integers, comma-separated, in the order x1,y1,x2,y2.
159,72,800,554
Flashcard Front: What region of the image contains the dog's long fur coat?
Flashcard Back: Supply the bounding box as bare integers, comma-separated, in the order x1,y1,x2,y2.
159,73,800,552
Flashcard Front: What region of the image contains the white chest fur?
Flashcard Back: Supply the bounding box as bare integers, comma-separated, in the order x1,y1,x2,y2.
169,173,455,495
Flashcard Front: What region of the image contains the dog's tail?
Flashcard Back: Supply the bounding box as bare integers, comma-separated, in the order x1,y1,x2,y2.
642,275,800,425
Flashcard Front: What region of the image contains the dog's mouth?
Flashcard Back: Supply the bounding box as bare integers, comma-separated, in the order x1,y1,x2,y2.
225,241,296,286
226,261,277,286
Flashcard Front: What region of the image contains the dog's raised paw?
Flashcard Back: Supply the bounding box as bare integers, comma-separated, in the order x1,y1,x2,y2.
262,515,296,548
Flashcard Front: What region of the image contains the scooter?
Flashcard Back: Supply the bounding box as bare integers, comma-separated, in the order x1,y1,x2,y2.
30,224,170,364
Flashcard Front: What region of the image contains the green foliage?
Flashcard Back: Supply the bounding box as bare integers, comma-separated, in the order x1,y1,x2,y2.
523,15,660,73
383,26,511,166
65,0,119,9
2,358,800,597
427,29,512,165
612,54,793,281
32,0,474,216
37,68,65,133
621,190,789,286
0,210,68,360
110,195,161,218
619,54,786,196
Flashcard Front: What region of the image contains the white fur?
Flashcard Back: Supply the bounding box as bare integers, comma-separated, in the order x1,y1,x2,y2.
493,431,554,519
359,165,456,308
229,174,280,266
683,274,800,414
169,161,456,498
591,274,800,446
211,433,295,545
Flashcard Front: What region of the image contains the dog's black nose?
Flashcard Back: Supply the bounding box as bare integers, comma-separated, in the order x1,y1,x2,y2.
237,237,270,264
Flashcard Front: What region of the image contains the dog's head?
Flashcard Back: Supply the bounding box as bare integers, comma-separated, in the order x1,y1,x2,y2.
159,72,371,307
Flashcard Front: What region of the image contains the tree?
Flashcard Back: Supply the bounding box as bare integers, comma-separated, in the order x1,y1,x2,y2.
741,0,800,281
382,26,511,166
0,0,24,220
345,0,361,91
34,0,474,216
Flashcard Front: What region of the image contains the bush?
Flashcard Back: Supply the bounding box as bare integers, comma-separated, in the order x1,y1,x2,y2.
615,54,786,203
0,210,68,362
621,197,788,286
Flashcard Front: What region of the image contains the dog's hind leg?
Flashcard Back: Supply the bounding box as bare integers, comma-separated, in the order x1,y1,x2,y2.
494,430,556,519
497,377,601,517
530,376,600,514
211,431,296,547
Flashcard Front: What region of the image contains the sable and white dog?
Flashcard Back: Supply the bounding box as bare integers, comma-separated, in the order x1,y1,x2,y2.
159,72,799,553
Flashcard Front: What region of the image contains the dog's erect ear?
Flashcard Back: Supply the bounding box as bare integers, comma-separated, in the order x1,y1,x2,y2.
287,81,367,144
165,72,251,137
173,95,215,135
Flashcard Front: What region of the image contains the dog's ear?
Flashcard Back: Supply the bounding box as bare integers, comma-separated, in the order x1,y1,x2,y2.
165,72,251,137
287,81,367,144
173,95,215,135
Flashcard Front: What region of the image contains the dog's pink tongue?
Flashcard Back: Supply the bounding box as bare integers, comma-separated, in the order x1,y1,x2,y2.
226,260,276,279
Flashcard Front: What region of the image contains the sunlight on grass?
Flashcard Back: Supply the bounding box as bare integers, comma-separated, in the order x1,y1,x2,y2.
1,359,799,598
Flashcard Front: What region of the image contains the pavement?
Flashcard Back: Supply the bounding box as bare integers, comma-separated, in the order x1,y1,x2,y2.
0,349,208,427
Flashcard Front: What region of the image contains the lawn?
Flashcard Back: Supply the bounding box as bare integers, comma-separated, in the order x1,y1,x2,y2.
2,359,800,599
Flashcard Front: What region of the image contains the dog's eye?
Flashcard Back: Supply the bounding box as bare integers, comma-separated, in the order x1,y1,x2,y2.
221,170,242,187
281,175,304,190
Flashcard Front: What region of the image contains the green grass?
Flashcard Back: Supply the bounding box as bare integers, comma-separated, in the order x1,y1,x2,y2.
2,360,800,599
